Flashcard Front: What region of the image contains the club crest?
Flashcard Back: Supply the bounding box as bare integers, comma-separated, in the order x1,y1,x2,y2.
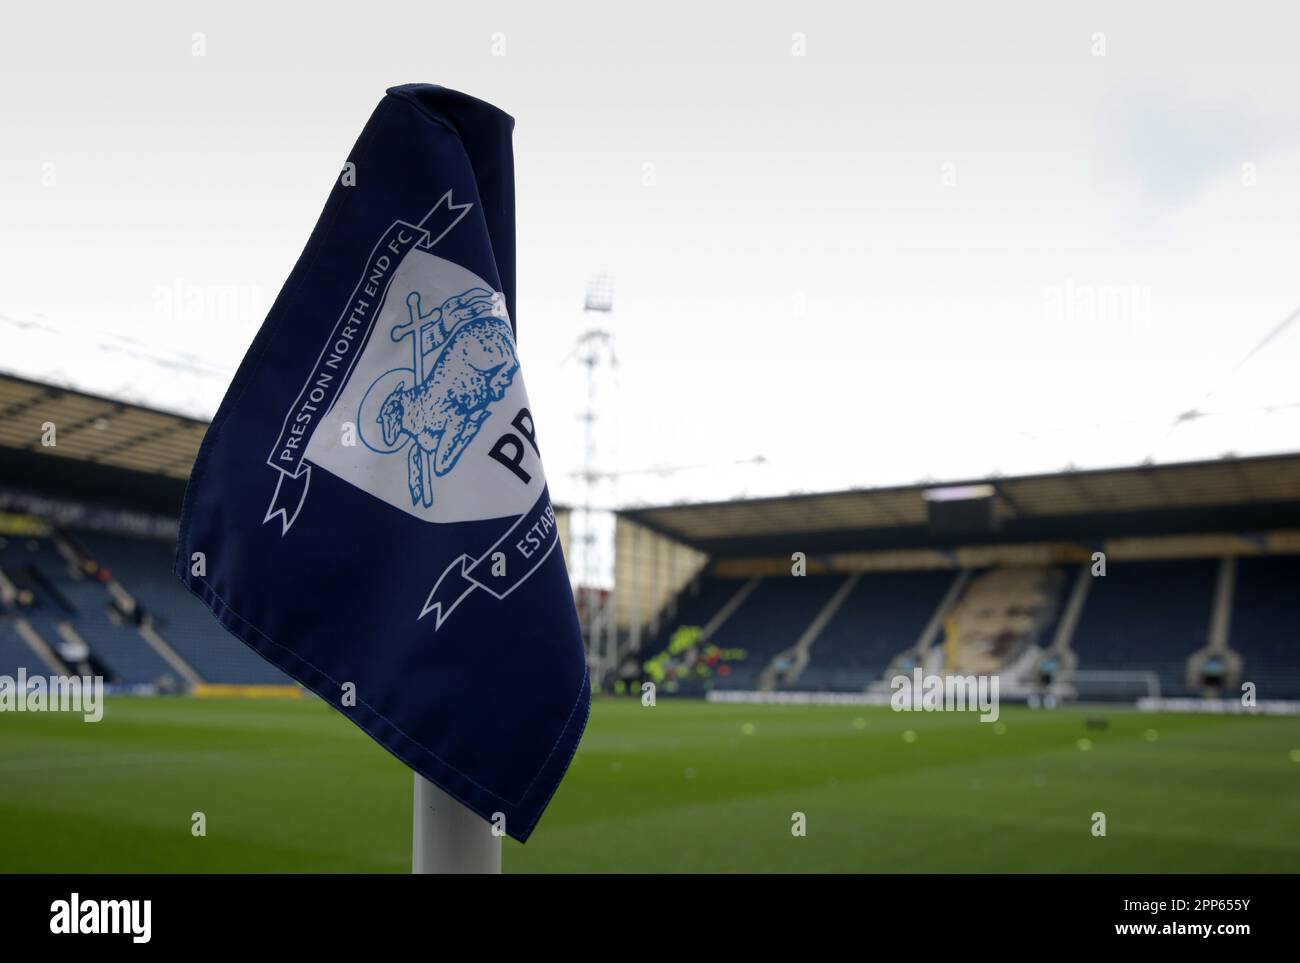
260,194,557,626
370,287,520,507
264,195,545,529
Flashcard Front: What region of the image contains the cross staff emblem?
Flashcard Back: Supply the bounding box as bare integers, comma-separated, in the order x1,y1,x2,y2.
382,286,513,508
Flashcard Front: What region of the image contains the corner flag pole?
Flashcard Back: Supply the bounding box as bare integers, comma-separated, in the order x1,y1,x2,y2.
412,773,502,874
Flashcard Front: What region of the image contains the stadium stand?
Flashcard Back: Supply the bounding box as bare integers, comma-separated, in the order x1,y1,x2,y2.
705,574,844,689
797,569,955,691
636,576,744,661
616,453,1300,703
1068,559,1217,698
0,374,304,688
0,528,290,686
0,617,36,677
0,534,176,684
1229,555,1300,699
633,556,1237,699
74,531,289,685
3,372,1300,705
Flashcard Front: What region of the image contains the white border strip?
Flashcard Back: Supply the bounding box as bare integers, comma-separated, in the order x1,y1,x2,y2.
706,690,1300,715
707,690,893,706
1136,697,1300,716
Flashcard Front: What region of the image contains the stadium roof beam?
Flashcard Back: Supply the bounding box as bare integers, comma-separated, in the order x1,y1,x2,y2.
0,383,64,421
1140,465,1178,506
1228,458,1259,502
992,484,1026,518
617,452,1300,555
37,402,131,451
84,417,194,462
1057,470,1104,513
0,373,208,482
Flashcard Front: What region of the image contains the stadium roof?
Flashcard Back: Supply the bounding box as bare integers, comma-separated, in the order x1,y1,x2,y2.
0,372,207,480
619,452,1300,555
0,372,578,520
0,372,212,517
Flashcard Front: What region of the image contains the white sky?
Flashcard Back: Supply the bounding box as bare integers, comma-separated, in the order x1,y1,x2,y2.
3,0,1300,513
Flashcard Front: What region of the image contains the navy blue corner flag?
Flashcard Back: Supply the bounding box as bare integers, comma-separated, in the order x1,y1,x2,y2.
177,84,589,842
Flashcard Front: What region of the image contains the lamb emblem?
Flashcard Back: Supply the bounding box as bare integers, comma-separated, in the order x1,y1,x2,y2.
377,287,519,508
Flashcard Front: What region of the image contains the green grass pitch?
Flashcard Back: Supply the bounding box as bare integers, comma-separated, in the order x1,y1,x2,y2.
1,696,1298,872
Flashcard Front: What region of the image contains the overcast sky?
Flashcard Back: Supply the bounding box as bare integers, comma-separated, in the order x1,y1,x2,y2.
3,0,1300,512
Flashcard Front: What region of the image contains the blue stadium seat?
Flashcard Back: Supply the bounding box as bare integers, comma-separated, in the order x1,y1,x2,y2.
1069,559,1217,697
0,618,38,677
51,579,175,684
706,576,844,690
1229,555,1300,699
636,577,744,662
75,531,291,685
799,569,955,691
1,535,174,683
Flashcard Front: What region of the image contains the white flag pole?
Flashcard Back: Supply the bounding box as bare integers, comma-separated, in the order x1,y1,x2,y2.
412,773,502,874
